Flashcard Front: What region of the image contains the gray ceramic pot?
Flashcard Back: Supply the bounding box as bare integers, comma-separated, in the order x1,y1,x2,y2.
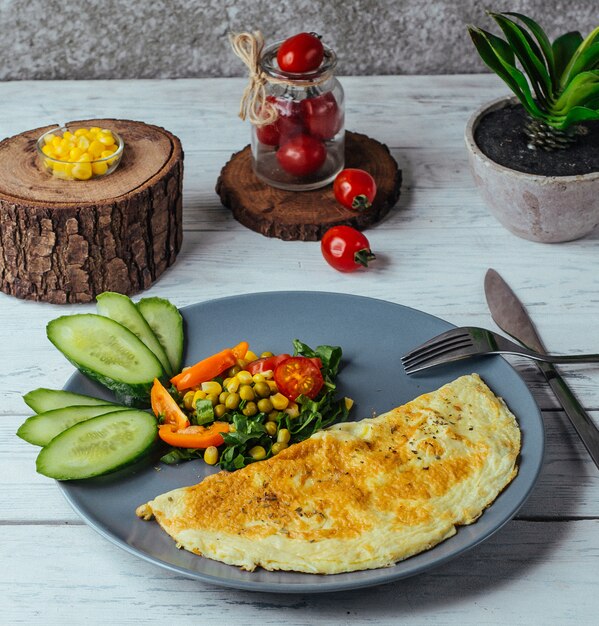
465,96,599,243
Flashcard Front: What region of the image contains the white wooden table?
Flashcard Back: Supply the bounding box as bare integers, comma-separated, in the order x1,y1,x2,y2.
1,76,598,625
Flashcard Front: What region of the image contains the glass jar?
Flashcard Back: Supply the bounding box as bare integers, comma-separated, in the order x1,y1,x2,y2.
251,40,345,191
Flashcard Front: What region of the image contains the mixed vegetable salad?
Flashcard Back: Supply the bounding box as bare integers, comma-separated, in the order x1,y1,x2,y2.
17,292,351,479
155,339,351,471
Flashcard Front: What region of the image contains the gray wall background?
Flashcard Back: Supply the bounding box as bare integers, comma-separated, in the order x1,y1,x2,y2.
1,0,597,80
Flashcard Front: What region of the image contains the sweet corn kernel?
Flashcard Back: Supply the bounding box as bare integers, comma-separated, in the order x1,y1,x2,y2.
88,139,105,157
62,131,74,141
225,378,240,393
92,161,109,176
98,131,115,145
266,378,277,389
74,128,88,137
270,393,289,411
204,446,219,465
51,136,61,147
344,397,354,411
41,144,54,157
244,350,258,363
201,381,222,395
192,390,207,407
44,133,56,145
71,163,92,180
77,136,90,150
285,402,300,419
183,390,196,411
252,373,265,383
69,147,84,160
265,421,277,436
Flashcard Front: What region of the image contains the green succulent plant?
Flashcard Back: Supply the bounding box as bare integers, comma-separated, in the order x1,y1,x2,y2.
468,12,599,149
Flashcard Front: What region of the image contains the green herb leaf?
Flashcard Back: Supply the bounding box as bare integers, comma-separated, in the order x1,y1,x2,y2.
160,447,202,464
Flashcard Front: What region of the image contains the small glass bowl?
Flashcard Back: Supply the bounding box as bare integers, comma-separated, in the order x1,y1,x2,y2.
36,126,124,181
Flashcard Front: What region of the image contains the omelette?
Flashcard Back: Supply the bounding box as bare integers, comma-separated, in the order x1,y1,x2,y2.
136,374,521,574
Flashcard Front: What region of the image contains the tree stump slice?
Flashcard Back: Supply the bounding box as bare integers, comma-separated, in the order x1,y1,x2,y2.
0,118,183,304
216,131,401,241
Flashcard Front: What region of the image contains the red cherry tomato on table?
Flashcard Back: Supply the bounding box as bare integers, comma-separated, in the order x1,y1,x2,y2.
276,134,327,176
274,356,324,401
300,92,342,141
321,225,376,272
277,32,324,73
333,169,377,211
256,96,304,147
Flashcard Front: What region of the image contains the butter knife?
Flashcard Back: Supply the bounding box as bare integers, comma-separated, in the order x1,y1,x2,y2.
484,268,599,470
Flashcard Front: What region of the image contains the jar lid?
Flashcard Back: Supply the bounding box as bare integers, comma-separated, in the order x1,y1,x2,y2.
260,40,338,85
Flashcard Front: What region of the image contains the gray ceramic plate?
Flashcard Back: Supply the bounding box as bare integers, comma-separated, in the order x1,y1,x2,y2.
58,292,544,593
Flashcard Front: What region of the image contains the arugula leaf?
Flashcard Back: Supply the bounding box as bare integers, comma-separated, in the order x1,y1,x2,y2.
292,340,343,378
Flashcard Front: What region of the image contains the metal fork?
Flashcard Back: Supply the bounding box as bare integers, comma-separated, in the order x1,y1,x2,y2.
402,326,599,374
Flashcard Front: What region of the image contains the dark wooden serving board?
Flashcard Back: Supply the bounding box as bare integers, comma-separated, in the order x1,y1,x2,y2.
0,119,183,303
216,131,402,241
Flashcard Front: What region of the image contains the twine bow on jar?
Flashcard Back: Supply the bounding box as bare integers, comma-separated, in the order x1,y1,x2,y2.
229,31,279,126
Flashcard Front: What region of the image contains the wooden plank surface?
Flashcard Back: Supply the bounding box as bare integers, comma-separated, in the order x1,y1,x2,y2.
1,75,598,624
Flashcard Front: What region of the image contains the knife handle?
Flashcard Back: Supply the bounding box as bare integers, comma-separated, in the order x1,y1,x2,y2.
537,361,599,470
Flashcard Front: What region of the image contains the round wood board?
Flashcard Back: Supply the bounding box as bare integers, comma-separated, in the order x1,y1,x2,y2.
0,119,183,303
216,131,402,241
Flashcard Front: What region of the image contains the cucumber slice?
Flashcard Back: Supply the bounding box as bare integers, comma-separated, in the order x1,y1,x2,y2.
137,297,184,374
17,404,129,447
36,409,157,480
23,388,116,414
47,314,164,407
96,292,174,376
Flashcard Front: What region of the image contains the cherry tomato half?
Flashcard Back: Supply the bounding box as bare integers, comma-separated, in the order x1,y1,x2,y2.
321,225,376,272
246,353,291,375
277,32,324,73
274,356,324,401
333,169,377,211
300,92,342,141
256,96,304,147
276,134,327,177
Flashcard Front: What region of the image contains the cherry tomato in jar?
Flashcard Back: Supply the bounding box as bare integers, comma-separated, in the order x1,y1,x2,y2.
256,96,304,147
321,225,376,272
274,356,324,401
333,169,377,211
300,92,342,141
277,32,324,73
276,134,327,177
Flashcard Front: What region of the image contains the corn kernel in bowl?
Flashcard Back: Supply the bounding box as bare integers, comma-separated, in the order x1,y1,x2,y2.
36,126,124,180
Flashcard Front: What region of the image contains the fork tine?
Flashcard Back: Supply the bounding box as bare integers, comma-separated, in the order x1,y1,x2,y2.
401,328,473,366
401,334,472,367
402,340,475,373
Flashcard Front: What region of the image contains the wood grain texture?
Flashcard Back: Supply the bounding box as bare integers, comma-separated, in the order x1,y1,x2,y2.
0,119,183,303
216,132,401,241
0,76,598,623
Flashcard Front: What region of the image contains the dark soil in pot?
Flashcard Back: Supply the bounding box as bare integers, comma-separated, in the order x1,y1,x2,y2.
474,103,599,177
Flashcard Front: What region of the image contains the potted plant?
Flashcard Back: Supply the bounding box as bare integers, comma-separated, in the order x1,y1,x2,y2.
465,12,599,242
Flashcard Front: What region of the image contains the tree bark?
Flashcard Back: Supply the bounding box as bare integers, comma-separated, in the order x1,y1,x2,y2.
0,119,183,303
